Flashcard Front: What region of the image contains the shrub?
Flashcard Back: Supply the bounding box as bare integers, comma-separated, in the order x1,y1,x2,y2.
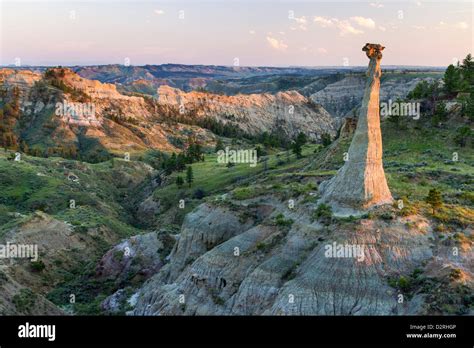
365,211,375,220
321,133,332,147
13,289,37,313
30,260,46,272
450,268,462,280
281,263,299,281
459,191,474,205
412,268,423,279
192,188,206,199
274,213,294,227
233,187,257,200
313,203,333,225
380,212,395,221
397,276,411,292
388,275,413,293
287,182,317,196
113,250,125,263
393,197,419,217
0,270,8,285
336,215,358,223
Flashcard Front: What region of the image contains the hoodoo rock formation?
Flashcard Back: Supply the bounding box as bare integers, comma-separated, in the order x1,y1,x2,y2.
319,43,393,212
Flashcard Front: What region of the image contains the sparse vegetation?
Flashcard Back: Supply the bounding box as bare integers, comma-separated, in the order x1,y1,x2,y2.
313,203,333,225
321,133,332,147
13,289,37,313
30,260,46,272
274,213,294,227
291,132,307,159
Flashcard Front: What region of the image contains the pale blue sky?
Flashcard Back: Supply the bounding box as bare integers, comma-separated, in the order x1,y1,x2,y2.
0,0,472,67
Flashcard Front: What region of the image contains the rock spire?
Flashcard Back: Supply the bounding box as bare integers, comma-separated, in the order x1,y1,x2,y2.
319,43,393,212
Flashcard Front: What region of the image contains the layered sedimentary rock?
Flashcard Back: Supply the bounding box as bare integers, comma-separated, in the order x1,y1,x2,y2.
130,200,436,315
157,85,336,141
319,44,393,211
0,68,336,153
310,74,438,118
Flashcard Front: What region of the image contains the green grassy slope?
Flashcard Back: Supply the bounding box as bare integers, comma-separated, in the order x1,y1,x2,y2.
148,114,473,230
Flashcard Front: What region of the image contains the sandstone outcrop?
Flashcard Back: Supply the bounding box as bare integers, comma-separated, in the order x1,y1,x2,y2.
0,68,216,153
157,85,336,141
319,44,393,213
0,68,336,154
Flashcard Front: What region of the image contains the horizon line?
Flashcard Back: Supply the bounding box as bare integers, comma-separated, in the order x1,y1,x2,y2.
0,63,448,69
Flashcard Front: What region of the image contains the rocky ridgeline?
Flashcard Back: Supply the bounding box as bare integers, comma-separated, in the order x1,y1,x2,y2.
0,68,337,154
157,85,337,141
0,69,42,92
0,68,212,153
310,74,437,118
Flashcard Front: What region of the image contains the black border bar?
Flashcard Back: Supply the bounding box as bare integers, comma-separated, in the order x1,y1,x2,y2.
0,315,472,346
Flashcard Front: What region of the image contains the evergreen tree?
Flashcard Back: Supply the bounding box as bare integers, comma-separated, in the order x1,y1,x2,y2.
176,153,186,171
186,166,194,187
260,132,271,148
214,138,224,152
407,80,429,99
255,145,265,158
292,141,302,158
426,188,443,214
291,132,307,158
296,132,307,146
176,176,184,188
432,101,447,126
454,126,472,147
465,93,474,120
186,142,204,163
444,64,460,94
321,133,332,147
165,153,177,174
460,53,474,90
